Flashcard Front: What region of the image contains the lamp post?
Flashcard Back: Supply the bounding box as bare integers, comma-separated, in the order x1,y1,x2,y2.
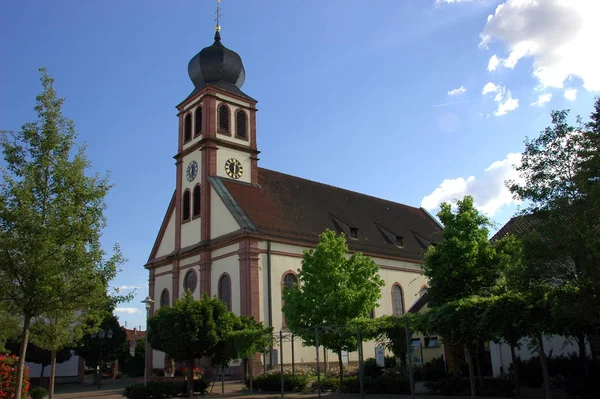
141,296,154,387
90,328,113,389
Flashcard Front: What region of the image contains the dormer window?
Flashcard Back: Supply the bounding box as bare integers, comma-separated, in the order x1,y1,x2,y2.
218,104,230,133
194,106,202,136
377,224,403,247
184,113,192,142
349,227,358,239
236,110,247,139
330,214,357,239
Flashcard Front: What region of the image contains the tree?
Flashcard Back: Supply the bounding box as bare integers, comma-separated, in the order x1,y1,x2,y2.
282,229,385,385
5,339,72,384
0,303,19,353
507,101,600,377
148,292,235,398
0,68,125,399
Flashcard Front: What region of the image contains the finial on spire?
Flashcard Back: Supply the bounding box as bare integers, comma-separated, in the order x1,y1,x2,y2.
215,0,222,33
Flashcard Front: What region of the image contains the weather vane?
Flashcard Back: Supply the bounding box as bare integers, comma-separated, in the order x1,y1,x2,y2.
215,0,222,32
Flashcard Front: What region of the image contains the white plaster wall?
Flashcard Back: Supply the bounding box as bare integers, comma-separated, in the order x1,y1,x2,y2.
212,244,239,258
153,350,165,370
211,254,241,315
216,146,252,183
180,219,201,249
180,255,200,267
26,352,79,377
210,186,240,238
216,93,251,108
154,264,173,276
156,211,176,257
489,335,592,377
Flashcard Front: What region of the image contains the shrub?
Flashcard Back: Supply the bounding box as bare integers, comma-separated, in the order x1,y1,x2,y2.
418,356,447,381
363,358,382,378
264,365,314,377
122,379,208,399
327,365,358,378
312,376,339,392
564,376,600,399
29,387,47,399
0,354,30,399
384,355,396,369
514,353,597,388
245,372,309,392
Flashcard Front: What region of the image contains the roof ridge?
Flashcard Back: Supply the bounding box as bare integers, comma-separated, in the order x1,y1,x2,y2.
258,167,421,212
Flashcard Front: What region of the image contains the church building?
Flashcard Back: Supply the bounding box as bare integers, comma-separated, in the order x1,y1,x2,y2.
144,27,444,374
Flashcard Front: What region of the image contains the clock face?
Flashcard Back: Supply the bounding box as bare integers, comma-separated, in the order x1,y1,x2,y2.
186,160,198,182
225,158,243,179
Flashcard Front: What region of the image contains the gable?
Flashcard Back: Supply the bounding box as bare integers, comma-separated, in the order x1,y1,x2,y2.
210,184,242,238
148,191,176,261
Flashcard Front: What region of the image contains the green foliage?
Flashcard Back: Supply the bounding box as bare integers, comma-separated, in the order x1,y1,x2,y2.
74,312,126,368
0,68,129,399
282,229,384,380
122,379,208,399
413,355,447,381
118,339,145,378
29,387,47,399
148,292,234,396
212,315,273,368
5,340,72,370
245,372,309,392
0,304,19,353
422,196,508,305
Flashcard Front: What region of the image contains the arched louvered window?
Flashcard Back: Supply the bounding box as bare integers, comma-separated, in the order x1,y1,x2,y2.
160,289,170,308
182,189,191,221
183,270,197,294
218,104,230,133
392,284,404,316
194,106,202,136
218,274,231,310
236,110,247,139
192,185,201,217
184,113,192,142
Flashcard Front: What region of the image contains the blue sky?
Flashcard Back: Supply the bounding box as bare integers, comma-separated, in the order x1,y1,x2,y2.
1,0,598,330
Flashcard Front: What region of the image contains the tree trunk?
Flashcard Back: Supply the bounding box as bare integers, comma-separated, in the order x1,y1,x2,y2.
537,334,552,399
337,351,344,387
510,344,520,399
14,316,31,399
40,363,46,389
49,350,57,399
186,357,194,398
576,330,589,377
475,343,484,387
465,346,476,399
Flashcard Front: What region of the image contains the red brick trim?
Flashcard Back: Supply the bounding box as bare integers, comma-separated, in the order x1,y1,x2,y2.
172,259,181,301
176,85,257,111
199,251,212,296
391,283,405,315
211,249,239,262
280,270,298,286
217,272,232,311
238,238,260,320
176,137,259,160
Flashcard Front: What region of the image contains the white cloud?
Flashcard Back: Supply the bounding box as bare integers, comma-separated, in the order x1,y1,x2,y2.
479,0,600,91
482,82,520,116
564,88,577,101
488,54,500,71
118,285,140,290
482,82,498,95
447,86,467,96
436,0,475,4
421,153,523,216
530,93,552,107
114,307,141,314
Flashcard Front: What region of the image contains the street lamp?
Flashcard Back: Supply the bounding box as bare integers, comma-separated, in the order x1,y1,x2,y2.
91,328,113,389
141,296,154,387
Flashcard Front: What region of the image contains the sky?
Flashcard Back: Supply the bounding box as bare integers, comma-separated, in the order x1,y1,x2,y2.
1,0,599,330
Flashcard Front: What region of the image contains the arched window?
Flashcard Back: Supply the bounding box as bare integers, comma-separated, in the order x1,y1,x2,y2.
218,274,231,310
184,113,192,142
283,273,298,291
392,284,404,316
236,110,247,139
194,106,202,136
218,104,230,133
183,269,197,294
160,289,170,308
182,189,191,221
192,185,201,217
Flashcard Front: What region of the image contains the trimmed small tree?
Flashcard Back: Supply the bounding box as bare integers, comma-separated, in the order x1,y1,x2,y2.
148,292,235,398
282,229,385,385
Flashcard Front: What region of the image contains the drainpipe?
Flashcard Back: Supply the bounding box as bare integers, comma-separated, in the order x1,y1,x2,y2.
267,241,274,368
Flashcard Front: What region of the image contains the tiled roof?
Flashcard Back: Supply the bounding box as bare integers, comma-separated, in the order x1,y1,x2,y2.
218,168,444,261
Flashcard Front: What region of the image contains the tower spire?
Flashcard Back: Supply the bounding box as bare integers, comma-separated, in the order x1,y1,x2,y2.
215,0,222,33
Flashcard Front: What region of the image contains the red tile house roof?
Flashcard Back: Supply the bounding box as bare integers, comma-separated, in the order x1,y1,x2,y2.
213,168,444,261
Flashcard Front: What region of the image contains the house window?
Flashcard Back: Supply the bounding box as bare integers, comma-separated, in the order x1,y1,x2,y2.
194,106,202,136
392,284,404,316
236,110,247,139
282,272,298,328
425,337,439,348
349,227,358,239
182,190,191,221
192,185,201,217
160,289,170,308
218,104,230,133
218,274,231,310
183,269,197,294
184,113,192,142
